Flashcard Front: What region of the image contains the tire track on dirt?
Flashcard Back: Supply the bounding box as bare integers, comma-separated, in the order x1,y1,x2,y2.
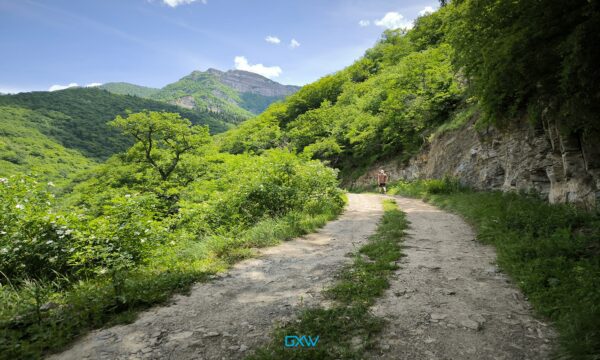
49,193,384,360
369,196,556,360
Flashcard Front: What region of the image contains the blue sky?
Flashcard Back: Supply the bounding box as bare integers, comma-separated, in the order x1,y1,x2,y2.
0,0,437,93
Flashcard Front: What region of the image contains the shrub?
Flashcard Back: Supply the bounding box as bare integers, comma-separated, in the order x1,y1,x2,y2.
0,176,79,282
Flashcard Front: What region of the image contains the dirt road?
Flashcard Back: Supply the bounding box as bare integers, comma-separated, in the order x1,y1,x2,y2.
369,196,555,359
49,193,384,360
50,194,555,360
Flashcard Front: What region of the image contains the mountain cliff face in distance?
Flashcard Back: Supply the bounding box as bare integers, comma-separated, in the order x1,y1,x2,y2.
101,69,300,123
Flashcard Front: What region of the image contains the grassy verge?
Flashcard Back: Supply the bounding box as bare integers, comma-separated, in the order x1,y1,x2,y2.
248,199,407,359
0,204,344,360
389,180,600,359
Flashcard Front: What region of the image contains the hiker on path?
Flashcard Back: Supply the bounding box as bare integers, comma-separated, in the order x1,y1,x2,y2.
377,169,388,194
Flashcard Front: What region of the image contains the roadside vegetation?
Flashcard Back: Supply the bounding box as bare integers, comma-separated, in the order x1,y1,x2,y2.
249,199,407,359
0,111,344,360
389,180,600,359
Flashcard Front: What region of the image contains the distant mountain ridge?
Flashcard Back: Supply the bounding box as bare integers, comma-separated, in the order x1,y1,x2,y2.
205,68,299,97
101,69,300,123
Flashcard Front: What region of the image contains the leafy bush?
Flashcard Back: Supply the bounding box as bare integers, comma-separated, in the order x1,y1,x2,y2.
0,176,79,282
69,193,167,277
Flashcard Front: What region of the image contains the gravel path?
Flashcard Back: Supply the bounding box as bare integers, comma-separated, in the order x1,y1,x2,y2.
49,193,384,360
49,194,557,360
368,196,556,360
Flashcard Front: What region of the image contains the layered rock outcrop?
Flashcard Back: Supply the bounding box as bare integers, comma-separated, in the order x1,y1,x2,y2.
355,115,600,209
206,68,299,97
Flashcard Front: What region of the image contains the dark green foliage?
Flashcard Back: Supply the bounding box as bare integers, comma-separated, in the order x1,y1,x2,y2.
447,0,600,135
239,92,285,114
0,106,93,182
250,200,407,359
390,180,600,359
99,82,161,98
0,88,232,160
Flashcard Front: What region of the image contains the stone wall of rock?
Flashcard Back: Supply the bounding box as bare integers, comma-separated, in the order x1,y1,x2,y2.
208,69,300,97
352,115,600,209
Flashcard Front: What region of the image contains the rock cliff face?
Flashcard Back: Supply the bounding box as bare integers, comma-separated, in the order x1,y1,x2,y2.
206,68,299,97
355,115,600,209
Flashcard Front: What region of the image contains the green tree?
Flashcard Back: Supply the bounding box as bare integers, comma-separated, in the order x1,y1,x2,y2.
447,0,600,134
110,111,210,182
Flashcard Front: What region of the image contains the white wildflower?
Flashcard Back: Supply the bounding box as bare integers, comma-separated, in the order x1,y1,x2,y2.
46,240,54,245
15,204,24,210
124,194,131,198
140,239,146,243
47,181,55,187
0,178,7,184
0,231,6,235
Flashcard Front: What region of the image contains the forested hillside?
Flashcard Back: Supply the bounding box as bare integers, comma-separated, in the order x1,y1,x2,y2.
0,88,233,162
0,106,93,181
220,0,600,180
99,82,161,98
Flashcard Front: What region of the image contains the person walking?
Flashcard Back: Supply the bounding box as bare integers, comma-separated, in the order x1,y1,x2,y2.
377,169,389,194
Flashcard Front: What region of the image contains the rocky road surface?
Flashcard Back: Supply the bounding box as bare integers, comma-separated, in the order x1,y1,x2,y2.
368,196,555,360
50,194,383,360
50,194,555,360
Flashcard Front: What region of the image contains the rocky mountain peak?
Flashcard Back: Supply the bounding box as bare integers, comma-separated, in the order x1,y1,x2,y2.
198,68,300,97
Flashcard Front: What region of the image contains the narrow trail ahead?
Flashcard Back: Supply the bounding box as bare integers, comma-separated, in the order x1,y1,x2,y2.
50,194,555,360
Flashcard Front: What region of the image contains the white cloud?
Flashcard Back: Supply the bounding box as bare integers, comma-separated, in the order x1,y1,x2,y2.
48,83,79,92
419,6,435,16
265,35,281,44
234,56,282,78
358,20,370,27
86,82,103,87
289,39,300,49
0,85,31,94
374,12,413,30
162,0,206,8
